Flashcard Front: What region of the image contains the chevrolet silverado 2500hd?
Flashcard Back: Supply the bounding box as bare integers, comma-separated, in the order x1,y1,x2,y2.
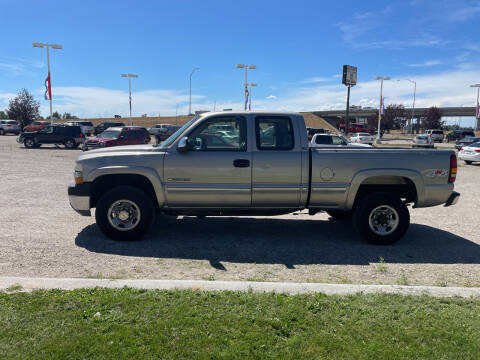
68,111,460,245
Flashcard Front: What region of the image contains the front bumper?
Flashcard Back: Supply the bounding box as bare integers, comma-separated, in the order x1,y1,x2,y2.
68,182,91,216
444,191,460,207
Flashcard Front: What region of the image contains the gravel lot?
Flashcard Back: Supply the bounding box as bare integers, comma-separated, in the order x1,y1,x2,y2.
1,135,479,286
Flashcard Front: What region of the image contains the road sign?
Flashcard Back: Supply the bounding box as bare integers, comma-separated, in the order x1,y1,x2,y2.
342,65,357,86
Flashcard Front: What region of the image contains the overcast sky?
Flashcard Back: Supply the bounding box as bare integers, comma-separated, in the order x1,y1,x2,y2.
0,0,479,126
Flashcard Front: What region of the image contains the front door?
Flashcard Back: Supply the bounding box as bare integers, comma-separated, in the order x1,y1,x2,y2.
164,115,251,207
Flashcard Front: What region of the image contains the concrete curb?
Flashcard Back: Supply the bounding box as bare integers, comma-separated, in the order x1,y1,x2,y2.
1,277,480,297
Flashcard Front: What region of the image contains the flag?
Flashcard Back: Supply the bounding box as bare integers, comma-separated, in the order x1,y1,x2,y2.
44,72,52,100
244,86,249,110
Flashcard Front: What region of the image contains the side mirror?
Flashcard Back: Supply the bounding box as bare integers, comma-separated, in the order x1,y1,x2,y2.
177,136,189,153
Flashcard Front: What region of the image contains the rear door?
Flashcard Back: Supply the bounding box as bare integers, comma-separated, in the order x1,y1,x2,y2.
252,115,304,207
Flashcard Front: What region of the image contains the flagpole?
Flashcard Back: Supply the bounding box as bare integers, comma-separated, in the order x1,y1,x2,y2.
46,44,53,125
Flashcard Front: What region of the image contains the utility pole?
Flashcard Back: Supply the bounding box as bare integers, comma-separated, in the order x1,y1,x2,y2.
32,42,62,125
189,67,200,115
121,73,138,126
374,76,390,143
236,64,256,110
471,84,480,131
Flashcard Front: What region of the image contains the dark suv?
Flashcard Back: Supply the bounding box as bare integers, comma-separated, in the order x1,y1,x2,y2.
446,129,475,142
17,125,84,149
94,121,126,135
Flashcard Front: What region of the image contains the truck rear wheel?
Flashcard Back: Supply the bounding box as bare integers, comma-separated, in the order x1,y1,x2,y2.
353,192,410,245
95,185,154,241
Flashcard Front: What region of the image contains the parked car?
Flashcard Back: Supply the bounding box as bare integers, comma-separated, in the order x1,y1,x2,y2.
455,137,480,150
458,142,480,164
17,125,84,149
350,132,374,145
412,134,434,148
94,121,126,135
310,133,372,147
23,120,50,132
425,129,444,142
64,121,95,136
0,120,20,135
150,124,181,142
446,129,475,142
68,111,459,245
83,126,150,151
307,128,330,141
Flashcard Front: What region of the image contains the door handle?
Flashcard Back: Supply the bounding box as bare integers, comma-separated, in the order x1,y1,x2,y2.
233,159,250,168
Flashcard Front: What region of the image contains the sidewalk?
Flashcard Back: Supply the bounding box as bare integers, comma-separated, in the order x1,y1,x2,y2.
2,277,480,297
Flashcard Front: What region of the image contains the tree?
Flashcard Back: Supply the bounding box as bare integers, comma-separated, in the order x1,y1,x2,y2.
6,89,40,129
62,112,78,120
383,104,407,132
0,110,8,119
366,111,379,131
421,106,443,129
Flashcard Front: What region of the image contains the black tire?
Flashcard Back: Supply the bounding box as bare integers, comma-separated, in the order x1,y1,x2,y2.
24,137,35,148
353,192,410,245
95,185,154,241
64,138,76,149
326,210,352,220
465,161,473,165
0,129,4,135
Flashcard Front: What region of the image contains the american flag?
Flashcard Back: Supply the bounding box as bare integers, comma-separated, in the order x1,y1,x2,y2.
244,86,249,110
44,72,52,100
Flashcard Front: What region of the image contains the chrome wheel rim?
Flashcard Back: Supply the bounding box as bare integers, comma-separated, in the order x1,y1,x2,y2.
26,139,34,147
107,199,141,231
368,205,399,236
66,140,74,147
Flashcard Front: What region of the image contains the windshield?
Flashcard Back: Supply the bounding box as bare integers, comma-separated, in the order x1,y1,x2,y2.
156,116,200,147
97,130,121,139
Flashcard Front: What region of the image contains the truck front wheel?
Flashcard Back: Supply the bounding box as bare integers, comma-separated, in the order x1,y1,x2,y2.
95,185,154,241
353,192,410,245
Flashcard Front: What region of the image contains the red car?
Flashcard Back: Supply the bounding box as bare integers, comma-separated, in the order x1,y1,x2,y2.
23,120,50,132
82,126,150,151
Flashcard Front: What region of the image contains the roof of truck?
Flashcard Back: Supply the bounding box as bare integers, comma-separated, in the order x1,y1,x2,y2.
198,110,301,117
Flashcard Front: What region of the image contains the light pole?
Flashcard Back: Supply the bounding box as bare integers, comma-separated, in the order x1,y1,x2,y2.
121,73,138,126
189,67,200,116
471,84,480,131
397,78,416,134
236,64,256,110
374,76,390,143
32,42,62,125
248,83,257,110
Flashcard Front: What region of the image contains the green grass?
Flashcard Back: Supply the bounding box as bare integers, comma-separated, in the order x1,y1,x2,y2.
1,288,480,359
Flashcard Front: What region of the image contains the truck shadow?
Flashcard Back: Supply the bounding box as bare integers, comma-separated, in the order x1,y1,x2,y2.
75,216,480,268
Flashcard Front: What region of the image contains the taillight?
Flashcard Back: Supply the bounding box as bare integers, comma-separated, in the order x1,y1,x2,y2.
449,154,457,183
476,150,480,153
79,132,83,138
460,147,464,151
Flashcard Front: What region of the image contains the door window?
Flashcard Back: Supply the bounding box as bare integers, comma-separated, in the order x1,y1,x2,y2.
256,116,294,150
187,117,246,151
38,126,54,134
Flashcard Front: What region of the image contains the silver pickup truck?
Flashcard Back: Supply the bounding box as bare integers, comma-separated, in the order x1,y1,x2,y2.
68,111,459,245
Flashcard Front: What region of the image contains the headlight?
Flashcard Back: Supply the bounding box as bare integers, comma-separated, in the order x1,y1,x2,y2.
74,169,83,184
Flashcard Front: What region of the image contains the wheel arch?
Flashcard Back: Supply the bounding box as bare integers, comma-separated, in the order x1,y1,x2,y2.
88,167,165,209
346,169,422,209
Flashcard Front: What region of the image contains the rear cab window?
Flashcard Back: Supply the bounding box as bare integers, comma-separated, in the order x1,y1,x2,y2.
255,116,294,150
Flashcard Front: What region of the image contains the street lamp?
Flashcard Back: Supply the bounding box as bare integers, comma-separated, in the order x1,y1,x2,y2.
471,84,480,131
236,64,256,110
374,76,390,143
189,67,200,116
397,78,416,134
121,73,138,126
32,42,63,125
248,83,257,110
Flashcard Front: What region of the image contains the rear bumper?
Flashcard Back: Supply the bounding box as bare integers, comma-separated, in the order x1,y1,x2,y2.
68,182,91,216
444,191,460,207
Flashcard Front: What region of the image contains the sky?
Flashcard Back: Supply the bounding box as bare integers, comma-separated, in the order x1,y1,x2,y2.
0,0,479,126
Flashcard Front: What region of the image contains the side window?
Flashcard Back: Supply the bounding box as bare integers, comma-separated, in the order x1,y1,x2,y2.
256,116,294,150
39,126,54,134
332,136,344,145
315,136,332,145
187,116,246,151
125,130,137,139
